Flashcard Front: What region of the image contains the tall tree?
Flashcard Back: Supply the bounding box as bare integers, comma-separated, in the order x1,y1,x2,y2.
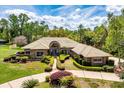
18,13,30,35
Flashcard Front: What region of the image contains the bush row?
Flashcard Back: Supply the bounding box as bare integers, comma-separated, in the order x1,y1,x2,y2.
3,55,29,63
59,54,70,63
41,56,54,66
72,59,114,72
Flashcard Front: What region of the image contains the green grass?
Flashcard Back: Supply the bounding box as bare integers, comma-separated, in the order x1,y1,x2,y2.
36,77,123,88
0,45,48,84
63,58,81,70
59,54,69,61
35,82,50,88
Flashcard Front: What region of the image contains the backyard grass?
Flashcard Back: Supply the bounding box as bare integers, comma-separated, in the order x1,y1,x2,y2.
0,45,48,84
35,77,123,88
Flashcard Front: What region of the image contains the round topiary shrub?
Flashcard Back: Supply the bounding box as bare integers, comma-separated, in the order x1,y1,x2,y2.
45,66,52,72
10,60,18,63
3,57,11,62
57,64,65,70
50,71,72,86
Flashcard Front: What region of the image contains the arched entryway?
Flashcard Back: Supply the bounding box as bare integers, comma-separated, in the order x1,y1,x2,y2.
49,41,60,56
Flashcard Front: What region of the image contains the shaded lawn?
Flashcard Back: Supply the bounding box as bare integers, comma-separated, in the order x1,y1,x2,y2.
0,45,47,84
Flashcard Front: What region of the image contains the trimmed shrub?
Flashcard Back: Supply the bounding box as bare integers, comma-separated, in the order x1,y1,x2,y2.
21,79,39,88
57,65,65,70
10,60,18,63
60,60,65,63
103,65,114,72
59,54,70,63
16,56,28,63
57,62,65,70
45,66,52,72
49,57,54,67
83,60,91,66
73,59,103,71
10,54,16,60
41,56,51,64
50,71,72,86
107,59,114,66
3,57,11,62
45,75,50,82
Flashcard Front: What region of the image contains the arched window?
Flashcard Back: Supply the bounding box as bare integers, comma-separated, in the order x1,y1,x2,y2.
49,41,60,49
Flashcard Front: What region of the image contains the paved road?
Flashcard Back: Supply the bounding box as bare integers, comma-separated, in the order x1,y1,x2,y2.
0,58,123,88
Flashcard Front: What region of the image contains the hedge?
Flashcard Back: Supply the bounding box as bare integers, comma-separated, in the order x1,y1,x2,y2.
49,56,54,66
45,66,52,72
41,56,54,66
72,58,103,71
59,54,70,62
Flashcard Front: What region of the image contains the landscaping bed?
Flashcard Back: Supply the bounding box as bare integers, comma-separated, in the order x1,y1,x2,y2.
71,58,114,72
35,77,123,88
41,55,54,72
59,54,70,63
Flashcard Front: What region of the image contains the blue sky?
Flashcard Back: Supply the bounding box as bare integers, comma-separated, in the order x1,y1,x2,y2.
0,5,124,30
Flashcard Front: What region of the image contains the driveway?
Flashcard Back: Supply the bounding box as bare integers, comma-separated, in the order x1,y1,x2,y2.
109,57,124,65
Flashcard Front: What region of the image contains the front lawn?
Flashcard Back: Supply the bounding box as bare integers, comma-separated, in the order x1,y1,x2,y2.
0,45,48,84
63,58,81,70
35,77,123,88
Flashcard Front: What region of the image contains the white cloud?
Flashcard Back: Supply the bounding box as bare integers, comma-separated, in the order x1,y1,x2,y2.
106,5,124,15
1,6,114,30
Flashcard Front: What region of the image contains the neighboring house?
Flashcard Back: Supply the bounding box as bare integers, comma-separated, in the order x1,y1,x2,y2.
0,39,8,45
22,37,112,65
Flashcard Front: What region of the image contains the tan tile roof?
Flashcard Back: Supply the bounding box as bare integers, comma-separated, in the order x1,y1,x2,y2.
23,37,112,57
23,37,78,49
72,44,112,57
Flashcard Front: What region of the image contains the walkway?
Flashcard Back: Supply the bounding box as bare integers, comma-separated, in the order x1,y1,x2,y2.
0,58,123,88
52,58,57,70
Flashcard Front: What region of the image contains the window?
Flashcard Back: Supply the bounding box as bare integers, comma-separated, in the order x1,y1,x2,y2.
87,58,91,62
93,58,102,63
25,51,30,55
37,52,43,56
93,58,102,61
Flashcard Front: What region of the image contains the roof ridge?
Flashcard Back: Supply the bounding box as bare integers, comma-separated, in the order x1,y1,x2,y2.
79,44,87,54
84,46,93,57
38,39,49,49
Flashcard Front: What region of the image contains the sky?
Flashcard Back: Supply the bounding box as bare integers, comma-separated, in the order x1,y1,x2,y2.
0,5,124,30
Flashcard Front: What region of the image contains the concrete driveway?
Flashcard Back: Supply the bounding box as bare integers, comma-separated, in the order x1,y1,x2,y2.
109,57,124,65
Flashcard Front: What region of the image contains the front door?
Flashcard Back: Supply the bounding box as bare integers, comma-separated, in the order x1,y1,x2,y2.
50,48,59,56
